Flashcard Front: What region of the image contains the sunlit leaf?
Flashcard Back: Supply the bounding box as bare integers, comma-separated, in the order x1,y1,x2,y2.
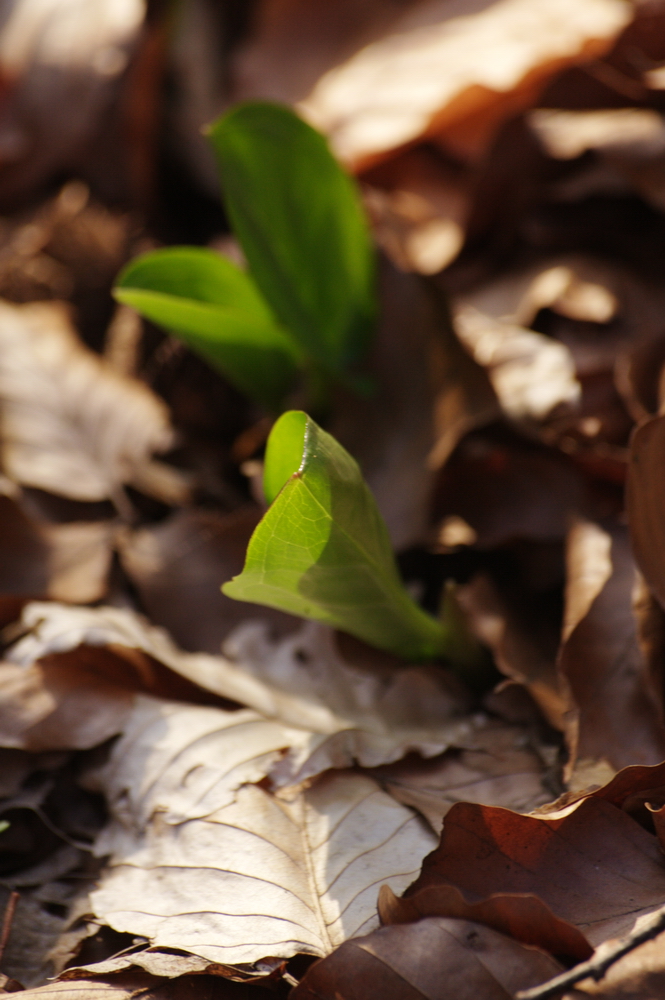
223,411,449,661
208,102,376,373
114,247,302,412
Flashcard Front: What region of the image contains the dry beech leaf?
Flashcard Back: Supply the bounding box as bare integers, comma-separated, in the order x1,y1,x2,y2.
456,570,569,731
13,972,261,1000
0,300,173,501
452,304,580,423
291,916,562,1000
628,415,665,613
0,0,144,204
409,795,665,947
559,520,665,779
378,883,592,962
4,602,477,770
88,695,437,965
369,719,551,832
116,506,297,655
299,0,632,170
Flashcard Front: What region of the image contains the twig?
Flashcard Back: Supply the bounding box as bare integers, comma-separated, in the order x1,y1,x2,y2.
515,904,665,1000
0,892,19,967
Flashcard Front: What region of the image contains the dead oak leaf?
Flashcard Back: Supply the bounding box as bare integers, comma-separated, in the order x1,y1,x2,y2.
87,696,437,966
4,602,477,772
291,916,563,1000
11,972,261,1000
0,300,173,502
409,795,665,948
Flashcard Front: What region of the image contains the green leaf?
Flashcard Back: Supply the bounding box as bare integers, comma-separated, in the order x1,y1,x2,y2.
114,247,302,412
222,411,448,661
208,102,376,374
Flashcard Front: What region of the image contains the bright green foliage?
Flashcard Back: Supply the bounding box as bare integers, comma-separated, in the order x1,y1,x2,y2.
222,411,449,662
208,102,376,374
115,247,301,412
113,103,375,413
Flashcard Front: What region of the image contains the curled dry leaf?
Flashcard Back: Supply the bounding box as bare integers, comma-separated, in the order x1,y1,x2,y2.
453,304,580,424
628,414,665,612
116,506,297,654
559,519,665,780
370,719,552,832
409,793,665,949
299,0,632,170
11,972,261,1000
2,602,477,770
88,696,437,965
291,916,562,1000
0,300,173,502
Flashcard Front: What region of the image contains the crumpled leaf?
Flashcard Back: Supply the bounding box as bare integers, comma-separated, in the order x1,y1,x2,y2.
2,601,477,769
628,414,665,613
291,917,562,1000
559,519,665,781
408,793,665,948
0,300,173,501
87,695,437,965
10,972,261,1000
299,0,632,170
370,719,552,832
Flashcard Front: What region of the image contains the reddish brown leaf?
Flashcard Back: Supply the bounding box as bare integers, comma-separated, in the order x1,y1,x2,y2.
378,883,592,962
559,520,665,776
628,415,665,613
291,917,562,1000
409,796,665,945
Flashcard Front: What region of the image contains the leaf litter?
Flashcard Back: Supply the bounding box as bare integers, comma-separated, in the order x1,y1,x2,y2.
6,1,665,998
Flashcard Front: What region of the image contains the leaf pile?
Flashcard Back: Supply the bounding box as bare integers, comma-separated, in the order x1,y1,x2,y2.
5,2,665,999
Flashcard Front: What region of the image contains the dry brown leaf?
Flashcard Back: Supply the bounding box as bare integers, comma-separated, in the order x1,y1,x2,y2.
87,695,437,965
628,414,665,613
299,0,632,170
370,719,552,832
379,882,592,963
409,795,665,947
13,972,261,1000
291,916,563,1000
559,520,665,780
2,601,477,770
0,300,173,502
116,506,297,654
453,304,581,423
0,0,144,204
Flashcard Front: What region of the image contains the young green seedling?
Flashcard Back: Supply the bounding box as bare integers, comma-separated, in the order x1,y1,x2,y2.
114,102,375,412
223,411,452,662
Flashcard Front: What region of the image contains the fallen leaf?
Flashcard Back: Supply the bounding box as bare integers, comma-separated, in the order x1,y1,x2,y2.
453,303,581,423
87,695,438,965
291,916,563,999
409,795,665,946
3,601,477,768
116,506,297,654
371,719,552,832
299,0,632,170
559,520,665,780
330,259,497,548
379,883,592,962
11,972,261,1000
627,414,665,613
0,300,173,502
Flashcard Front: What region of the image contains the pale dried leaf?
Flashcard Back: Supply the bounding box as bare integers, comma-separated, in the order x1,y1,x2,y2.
453,304,581,422
41,520,116,603
4,602,477,769
0,300,173,501
299,0,632,169
89,696,437,964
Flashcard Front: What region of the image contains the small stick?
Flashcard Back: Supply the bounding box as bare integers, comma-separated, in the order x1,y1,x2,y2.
0,892,19,967
515,904,665,1000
